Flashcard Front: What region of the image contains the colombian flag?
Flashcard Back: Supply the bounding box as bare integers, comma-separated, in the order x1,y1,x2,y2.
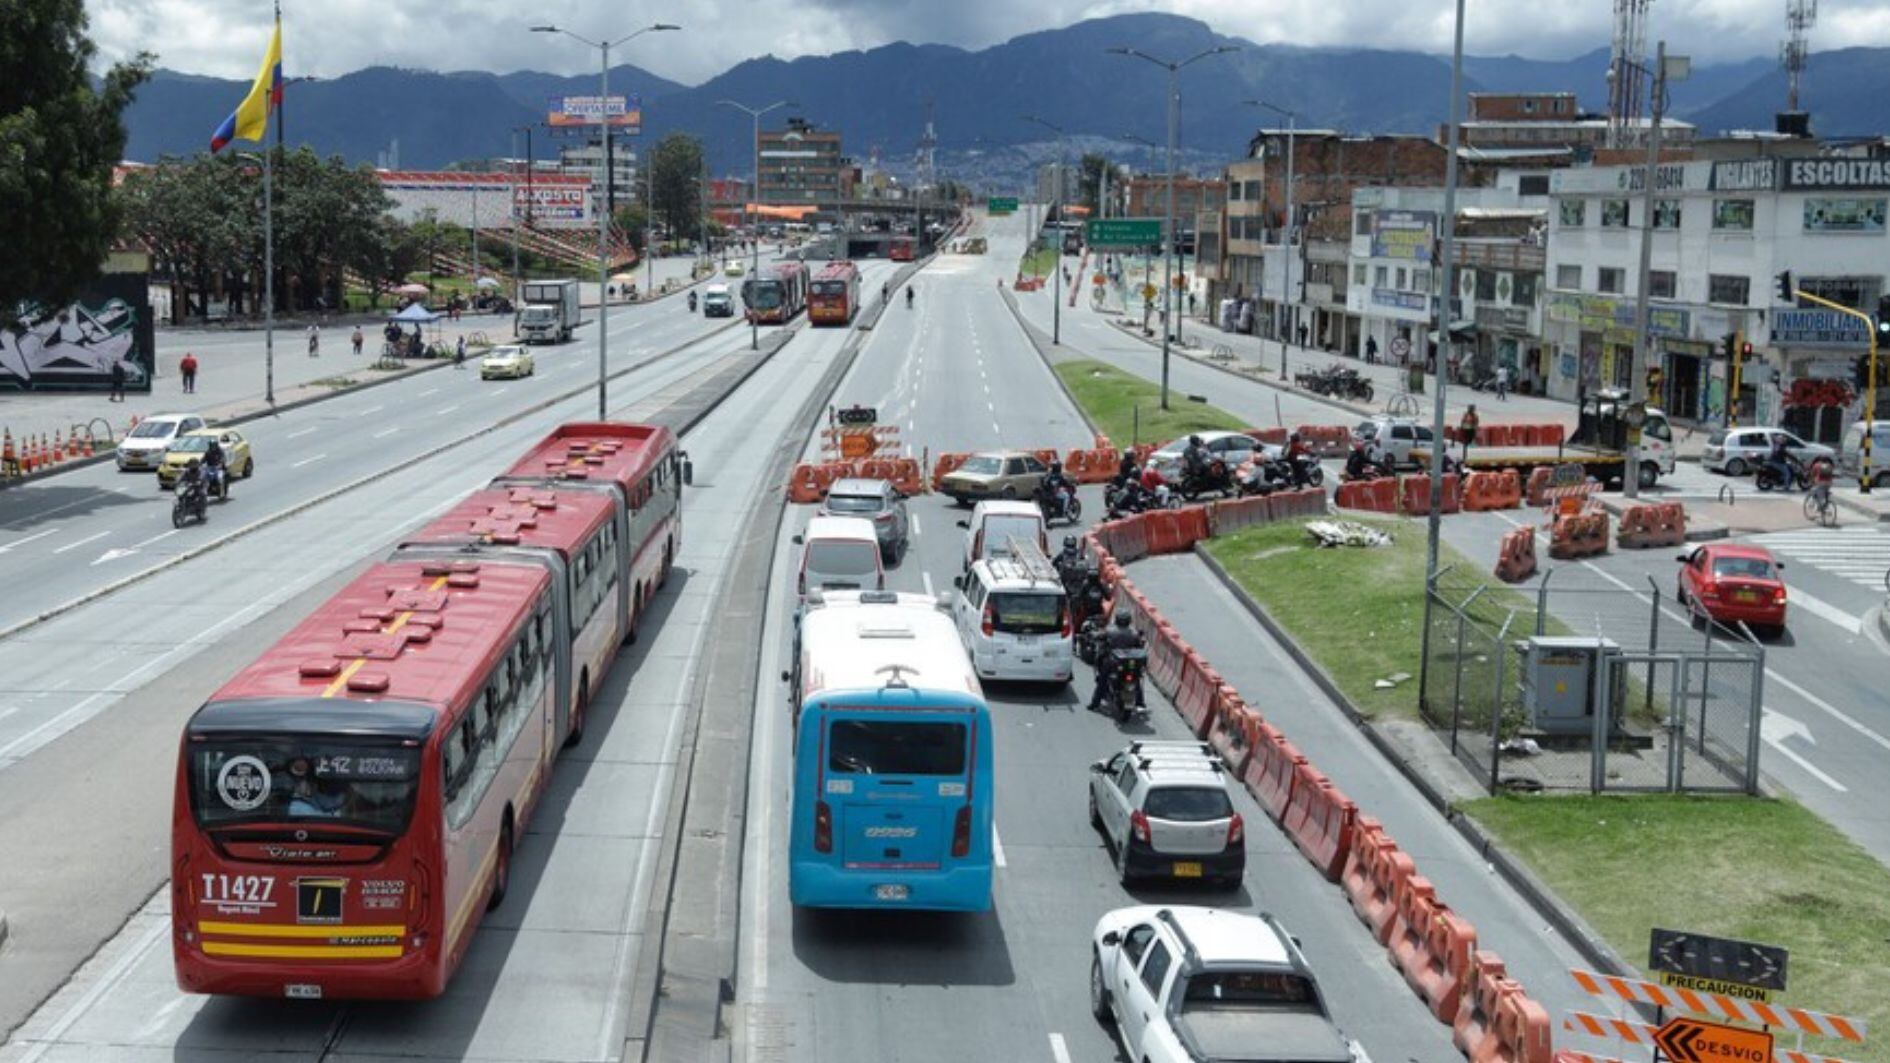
209,20,283,152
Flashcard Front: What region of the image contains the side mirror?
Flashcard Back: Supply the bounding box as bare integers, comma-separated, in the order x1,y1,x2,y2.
956,519,970,529
1100,930,1121,947
780,670,792,683
952,575,964,589
682,459,694,486
1674,553,1689,564
792,534,805,545
1089,760,1108,773
1775,562,1785,570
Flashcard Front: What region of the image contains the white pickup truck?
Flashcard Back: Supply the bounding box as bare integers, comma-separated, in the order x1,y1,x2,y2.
1091,906,1368,1063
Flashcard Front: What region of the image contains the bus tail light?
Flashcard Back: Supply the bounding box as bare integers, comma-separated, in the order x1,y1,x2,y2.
951,806,973,857
980,603,994,637
1130,810,1152,847
1227,813,1245,847
814,801,833,853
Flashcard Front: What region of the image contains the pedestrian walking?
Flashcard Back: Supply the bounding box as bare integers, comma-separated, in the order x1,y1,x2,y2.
109,359,126,402
1365,335,1379,364
180,352,198,394
351,327,364,356
1494,363,1510,400
455,335,466,366
1460,404,1480,458
307,324,320,357
1297,322,1309,348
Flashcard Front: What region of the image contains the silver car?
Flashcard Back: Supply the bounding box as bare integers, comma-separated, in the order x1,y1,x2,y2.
818,478,910,563
1353,417,1435,468
1702,427,1833,476
1088,741,1244,889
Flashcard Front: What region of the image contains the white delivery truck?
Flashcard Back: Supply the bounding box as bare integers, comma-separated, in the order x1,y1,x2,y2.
517,279,581,344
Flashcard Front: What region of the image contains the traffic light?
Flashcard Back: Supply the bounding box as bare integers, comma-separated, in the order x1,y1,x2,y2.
1741,341,1754,359
1877,294,1890,344
1858,354,1873,390
1722,333,1737,360
1775,271,1794,302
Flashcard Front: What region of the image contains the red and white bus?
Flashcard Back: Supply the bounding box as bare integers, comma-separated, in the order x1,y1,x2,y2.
743,261,809,324
889,238,915,262
808,260,861,326
171,423,684,1000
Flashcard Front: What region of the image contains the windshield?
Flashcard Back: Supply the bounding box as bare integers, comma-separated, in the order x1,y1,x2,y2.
1182,971,1319,1009
169,435,215,453
1644,415,1672,442
959,456,1002,475
806,540,878,577
129,420,177,439
828,720,966,776
812,281,848,295
1144,786,1234,821
1707,431,1729,446
487,347,523,359
823,494,885,515
1713,557,1776,580
190,738,421,835
519,307,554,321
990,592,1065,635
982,516,1043,553
748,281,784,309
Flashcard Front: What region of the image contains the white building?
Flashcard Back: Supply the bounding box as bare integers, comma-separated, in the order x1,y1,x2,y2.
1543,155,1889,437
558,141,641,214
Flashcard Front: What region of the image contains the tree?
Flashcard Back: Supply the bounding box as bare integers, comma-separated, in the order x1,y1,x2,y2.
1078,153,1111,216
0,0,151,320
613,204,650,254
649,133,705,243
116,155,252,322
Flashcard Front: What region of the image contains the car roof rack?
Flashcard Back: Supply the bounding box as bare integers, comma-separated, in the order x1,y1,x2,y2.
986,535,1063,585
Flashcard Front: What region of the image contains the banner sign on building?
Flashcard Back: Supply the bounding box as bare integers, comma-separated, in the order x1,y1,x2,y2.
547,95,641,131
1547,292,1689,340
1709,159,1779,192
1783,158,1890,191
1371,210,1435,262
1769,307,1873,348
513,184,589,221
1371,288,1428,313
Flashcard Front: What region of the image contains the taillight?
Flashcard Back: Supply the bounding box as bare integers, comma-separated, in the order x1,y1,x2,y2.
1227,813,1245,847
952,805,973,857
1774,587,1788,604
814,801,833,853
981,603,995,636
1130,810,1152,846
1060,603,1072,638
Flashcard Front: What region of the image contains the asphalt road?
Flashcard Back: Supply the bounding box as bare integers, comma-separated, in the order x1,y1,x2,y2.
729,219,1587,1062
0,259,901,1055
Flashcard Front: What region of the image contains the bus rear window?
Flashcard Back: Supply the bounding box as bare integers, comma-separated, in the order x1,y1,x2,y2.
828,720,966,776
191,740,421,835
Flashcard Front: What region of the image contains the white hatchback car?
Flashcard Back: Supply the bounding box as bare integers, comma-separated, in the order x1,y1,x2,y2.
951,552,1073,685
1702,427,1834,476
1089,741,1245,888
116,413,207,472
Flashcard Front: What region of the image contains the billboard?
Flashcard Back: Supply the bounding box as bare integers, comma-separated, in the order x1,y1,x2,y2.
379,172,593,231
512,184,589,222
547,95,641,132
1,273,153,393
1370,210,1435,262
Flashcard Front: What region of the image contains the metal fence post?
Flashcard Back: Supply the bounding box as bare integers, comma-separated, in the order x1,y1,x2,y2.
1491,614,1514,795
1535,567,1555,637
1591,652,1610,794
1745,644,1766,795
1644,576,1661,719
1450,608,1468,757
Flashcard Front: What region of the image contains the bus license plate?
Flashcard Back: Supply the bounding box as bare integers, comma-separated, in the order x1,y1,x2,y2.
1173,862,1203,878
874,884,910,901
284,983,323,999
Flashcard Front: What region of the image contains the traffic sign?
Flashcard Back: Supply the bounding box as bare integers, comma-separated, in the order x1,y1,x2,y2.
1653,1016,1772,1063
1390,336,1411,357
835,405,877,426
1649,929,1788,1002
1141,283,1158,301
988,197,1018,215
1087,218,1163,250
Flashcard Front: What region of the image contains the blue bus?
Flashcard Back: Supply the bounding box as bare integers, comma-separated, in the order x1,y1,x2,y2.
787,590,995,911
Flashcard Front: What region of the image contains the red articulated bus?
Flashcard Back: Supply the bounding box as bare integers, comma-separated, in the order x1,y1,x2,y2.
808,260,861,326
889,238,915,262
171,422,685,1001
743,261,809,324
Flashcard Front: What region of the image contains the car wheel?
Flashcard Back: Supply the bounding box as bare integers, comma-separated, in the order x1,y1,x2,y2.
1725,457,1749,477
1638,462,1660,490
242,457,255,479
1089,953,1114,1022
1001,485,1017,499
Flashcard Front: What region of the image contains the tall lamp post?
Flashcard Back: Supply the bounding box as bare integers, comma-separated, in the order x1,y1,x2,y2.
531,21,680,418
1110,44,1239,410
1024,114,1068,344
718,98,793,350
1624,41,1687,500
1246,100,1298,376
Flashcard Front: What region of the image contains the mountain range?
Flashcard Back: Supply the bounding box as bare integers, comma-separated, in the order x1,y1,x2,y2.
116,13,1890,179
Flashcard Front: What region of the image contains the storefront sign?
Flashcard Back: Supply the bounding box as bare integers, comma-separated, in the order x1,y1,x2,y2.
1476,306,1531,333
1371,211,1436,262
1769,308,1872,348
1784,158,1890,191
1618,164,1690,193
1546,293,1689,339
1371,288,1428,313
1710,159,1780,192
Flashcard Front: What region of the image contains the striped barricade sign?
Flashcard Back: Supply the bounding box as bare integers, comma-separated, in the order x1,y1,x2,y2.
1563,1011,1861,1063
1569,969,1867,1043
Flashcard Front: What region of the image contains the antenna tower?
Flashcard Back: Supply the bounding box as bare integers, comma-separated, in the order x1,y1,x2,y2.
915,99,938,193
1781,0,1817,111
1605,0,1652,149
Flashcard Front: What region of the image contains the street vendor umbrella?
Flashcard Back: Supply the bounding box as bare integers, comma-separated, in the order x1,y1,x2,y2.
474,276,501,289
390,303,440,323
394,282,430,297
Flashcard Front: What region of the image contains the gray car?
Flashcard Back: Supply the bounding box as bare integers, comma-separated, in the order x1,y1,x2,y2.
1702,427,1833,476
818,478,910,563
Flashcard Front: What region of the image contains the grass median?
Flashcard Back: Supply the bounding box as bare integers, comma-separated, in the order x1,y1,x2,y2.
1054,359,1246,448
1020,247,1057,278
1467,794,1890,1061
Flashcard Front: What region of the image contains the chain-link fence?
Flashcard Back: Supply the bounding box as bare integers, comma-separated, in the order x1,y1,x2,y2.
1418,565,1764,795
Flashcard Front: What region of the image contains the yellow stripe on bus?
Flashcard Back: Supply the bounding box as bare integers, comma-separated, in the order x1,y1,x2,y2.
321,575,451,697
201,941,403,960
198,921,405,940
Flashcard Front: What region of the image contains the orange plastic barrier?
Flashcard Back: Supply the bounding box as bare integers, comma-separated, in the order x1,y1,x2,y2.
1208,496,1273,535
786,464,822,503
1549,511,1609,559
1336,479,1398,513
1617,502,1686,548
1399,472,1461,515
1340,814,1390,913
1245,731,1306,824
1174,651,1222,734
1472,993,1552,1063
1281,765,1357,882
888,457,925,495
1274,487,1327,518
1455,953,1520,1059
931,452,969,491
1106,516,1151,562
1245,427,1288,446
1386,874,1439,979
1147,622,1185,698
1462,469,1522,511
1524,465,1553,506
1405,908,1477,1024
1298,425,1352,458
1493,526,1538,583
1208,702,1256,775
1171,504,1210,549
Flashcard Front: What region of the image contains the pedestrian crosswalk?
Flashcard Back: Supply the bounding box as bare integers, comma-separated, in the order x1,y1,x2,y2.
1749,527,1890,591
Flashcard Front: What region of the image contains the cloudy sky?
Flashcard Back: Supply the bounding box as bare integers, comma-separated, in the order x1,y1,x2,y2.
84,0,1890,82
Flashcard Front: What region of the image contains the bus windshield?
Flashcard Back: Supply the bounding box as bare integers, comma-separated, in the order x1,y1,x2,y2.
828,719,966,775
748,282,785,309
811,281,848,296
190,738,422,834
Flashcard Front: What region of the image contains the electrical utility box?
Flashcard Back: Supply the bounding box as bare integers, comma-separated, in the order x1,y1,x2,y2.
1520,636,1621,736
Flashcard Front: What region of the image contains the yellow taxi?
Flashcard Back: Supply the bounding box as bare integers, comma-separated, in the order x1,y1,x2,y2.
480,344,535,380
723,259,747,277
157,428,253,490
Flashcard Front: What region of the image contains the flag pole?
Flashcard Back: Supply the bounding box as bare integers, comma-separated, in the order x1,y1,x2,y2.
264,0,279,405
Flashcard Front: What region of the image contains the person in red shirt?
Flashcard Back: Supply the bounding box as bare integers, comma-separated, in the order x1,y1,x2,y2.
179,352,199,394
1140,463,1165,491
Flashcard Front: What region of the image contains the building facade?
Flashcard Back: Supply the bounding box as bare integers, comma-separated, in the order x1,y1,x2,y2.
758,119,844,205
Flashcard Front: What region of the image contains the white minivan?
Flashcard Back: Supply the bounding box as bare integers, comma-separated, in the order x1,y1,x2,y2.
957,499,1048,576
1838,420,1890,489
951,554,1073,685
796,516,884,598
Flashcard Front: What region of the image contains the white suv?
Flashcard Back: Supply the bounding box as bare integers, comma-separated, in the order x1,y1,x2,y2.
116,413,206,471
950,552,1072,685
1089,741,1245,889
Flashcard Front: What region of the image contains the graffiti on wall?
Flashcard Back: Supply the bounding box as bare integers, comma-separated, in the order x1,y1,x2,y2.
2,273,154,392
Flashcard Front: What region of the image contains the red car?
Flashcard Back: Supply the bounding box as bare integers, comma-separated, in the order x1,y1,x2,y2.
1676,543,1788,634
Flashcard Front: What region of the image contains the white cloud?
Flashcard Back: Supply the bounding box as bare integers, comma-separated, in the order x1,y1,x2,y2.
82,0,1890,81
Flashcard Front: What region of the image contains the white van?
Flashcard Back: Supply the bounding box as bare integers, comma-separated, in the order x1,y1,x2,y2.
957,500,1048,576
796,516,884,598
1839,420,1890,488
951,550,1073,685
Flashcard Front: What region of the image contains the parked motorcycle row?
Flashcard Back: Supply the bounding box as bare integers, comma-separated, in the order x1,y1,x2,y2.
1295,363,1376,403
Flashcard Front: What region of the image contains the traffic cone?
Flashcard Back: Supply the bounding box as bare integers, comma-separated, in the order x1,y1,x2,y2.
81,433,94,458
52,429,65,463
23,435,37,473
2,429,14,474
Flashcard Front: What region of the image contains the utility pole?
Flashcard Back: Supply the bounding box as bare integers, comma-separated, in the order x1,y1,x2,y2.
1024,115,1067,344
718,98,791,350
1625,41,1686,499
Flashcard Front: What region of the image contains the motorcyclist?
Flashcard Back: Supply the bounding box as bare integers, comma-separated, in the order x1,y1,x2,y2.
1284,432,1311,463
1115,449,1139,486
1088,612,1147,712
1181,435,1208,480
688,291,698,312
1344,441,1372,481
1054,534,1083,576
1041,460,1076,519
203,436,229,498
1764,434,1794,487
176,458,207,515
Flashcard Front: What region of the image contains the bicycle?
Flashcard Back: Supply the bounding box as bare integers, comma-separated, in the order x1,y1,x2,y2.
1803,483,1837,527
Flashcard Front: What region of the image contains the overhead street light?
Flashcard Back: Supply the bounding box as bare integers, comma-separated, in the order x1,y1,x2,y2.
1109,44,1240,409
532,21,681,419
717,98,795,351
1023,114,1068,345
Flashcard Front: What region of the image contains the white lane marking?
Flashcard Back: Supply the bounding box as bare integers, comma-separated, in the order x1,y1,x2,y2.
286,427,319,439
993,823,1007,868
1762,709,1847,792
373,426,400,439
1788,587,1862,635
290,453,327,469
131,529,178,551
437,404,460,416
356,405,383,417
1049,1033,1073,1063
0,528,60,553
51,530,110,555
15,912,170,1063
922,571,935,597
911,513,922,536
418,387,440,397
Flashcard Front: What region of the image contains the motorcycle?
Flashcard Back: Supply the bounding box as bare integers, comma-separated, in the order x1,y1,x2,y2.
688,292,698,313
1096,646,1149,722
1254,453,1325,492
1756,456,1827,492
1106,482,1177,519
1179,458,1234,501
1035,482,1083,526
172,477,209,528
1287,452,1326,488
1342,449,1396,482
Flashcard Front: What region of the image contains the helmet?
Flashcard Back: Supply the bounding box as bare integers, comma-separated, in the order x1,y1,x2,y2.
1189,435,1203,447
1290,432,1302,442
1063,535,1077,551
1050,460,1063,474
1114,612,1133,629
